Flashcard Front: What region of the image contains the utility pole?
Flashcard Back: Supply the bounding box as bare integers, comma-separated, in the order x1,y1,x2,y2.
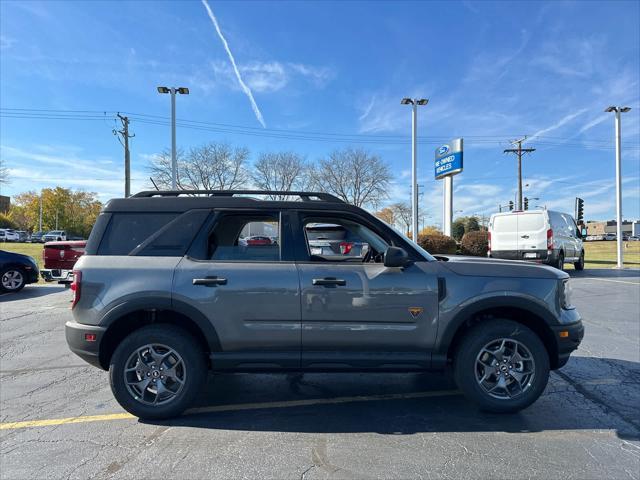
504,137,535,210
605,106,631,268
114,113,134,197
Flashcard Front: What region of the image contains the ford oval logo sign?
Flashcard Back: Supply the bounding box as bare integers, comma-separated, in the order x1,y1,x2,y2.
438,145,450,156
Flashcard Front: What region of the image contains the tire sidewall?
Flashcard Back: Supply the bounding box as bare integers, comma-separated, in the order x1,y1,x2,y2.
574,251,585,271
109,325,206,420
454,319,550,413
1,267,26,293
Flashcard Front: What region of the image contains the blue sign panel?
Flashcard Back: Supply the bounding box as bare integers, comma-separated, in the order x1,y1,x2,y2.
435,138,463,180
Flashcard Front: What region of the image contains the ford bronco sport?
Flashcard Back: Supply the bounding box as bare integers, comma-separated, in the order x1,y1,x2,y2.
66,190,584,419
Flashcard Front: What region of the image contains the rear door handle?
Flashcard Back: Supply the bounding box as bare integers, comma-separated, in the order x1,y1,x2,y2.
520,235,530,239
312,277,346,287
193,276,227,287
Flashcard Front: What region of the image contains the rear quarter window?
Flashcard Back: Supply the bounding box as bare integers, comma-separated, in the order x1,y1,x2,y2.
97,213,177,255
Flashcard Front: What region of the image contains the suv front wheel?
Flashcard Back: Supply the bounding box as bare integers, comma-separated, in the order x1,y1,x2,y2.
453,319,550,413
109,324,207,419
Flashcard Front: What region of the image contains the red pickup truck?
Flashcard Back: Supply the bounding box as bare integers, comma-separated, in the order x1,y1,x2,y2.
41,240,86,284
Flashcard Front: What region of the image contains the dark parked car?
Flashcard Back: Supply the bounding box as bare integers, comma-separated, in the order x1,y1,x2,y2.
0,250,39,293
29,231,46,243
66,190,583,420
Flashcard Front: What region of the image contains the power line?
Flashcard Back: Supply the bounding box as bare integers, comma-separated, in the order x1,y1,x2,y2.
1,107,639,149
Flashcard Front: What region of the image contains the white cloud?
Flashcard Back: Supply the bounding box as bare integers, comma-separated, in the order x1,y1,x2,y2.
210,60,334,94
0,36,16,50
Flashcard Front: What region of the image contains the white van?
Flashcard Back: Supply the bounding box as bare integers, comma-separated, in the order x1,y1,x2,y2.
488,209,584,270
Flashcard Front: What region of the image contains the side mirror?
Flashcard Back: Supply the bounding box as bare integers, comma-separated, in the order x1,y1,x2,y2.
384,246,410,268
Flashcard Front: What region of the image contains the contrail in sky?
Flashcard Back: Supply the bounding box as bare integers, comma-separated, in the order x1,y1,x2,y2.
201,0,266,128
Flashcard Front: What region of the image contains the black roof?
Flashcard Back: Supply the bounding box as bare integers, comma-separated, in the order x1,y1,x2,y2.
103,190,362,214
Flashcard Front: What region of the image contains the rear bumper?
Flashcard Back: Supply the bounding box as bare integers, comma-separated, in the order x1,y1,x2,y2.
65,321,107,369
490,249,558,264
41,269,74,283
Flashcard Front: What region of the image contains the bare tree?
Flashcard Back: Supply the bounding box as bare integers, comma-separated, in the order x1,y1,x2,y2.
0,157,9,186
309,148,391,208
148,142,250,191
390,202,412,235
252,152,310,200
148,148,187,190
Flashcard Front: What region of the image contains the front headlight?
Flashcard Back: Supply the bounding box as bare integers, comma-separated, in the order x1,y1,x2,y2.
561,279,574,309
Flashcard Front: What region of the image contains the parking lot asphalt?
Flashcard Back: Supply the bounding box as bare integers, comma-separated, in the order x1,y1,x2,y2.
1,269,639,480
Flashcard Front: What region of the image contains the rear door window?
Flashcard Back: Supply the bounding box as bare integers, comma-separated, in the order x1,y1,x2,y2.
207,213,281,262
97,213,177,255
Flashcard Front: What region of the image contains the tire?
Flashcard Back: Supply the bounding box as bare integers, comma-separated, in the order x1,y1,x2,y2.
453,319,550,413
574,251,585,271
109,324,207,420
554,251,564,270
1,267,27,293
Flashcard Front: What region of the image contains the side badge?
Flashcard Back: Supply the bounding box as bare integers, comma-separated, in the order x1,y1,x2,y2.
408,307,424,319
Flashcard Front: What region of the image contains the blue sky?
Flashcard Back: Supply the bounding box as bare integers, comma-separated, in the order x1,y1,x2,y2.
1,0,639,225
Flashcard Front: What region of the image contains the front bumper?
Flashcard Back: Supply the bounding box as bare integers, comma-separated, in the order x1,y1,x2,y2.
551,320,584,368
65,321,107,369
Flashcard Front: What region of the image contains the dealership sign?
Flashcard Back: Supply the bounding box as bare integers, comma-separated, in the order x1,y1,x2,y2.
434,138,463,180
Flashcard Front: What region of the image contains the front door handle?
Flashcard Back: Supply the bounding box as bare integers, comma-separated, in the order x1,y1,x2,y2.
312,277,346,287
193,276,227,287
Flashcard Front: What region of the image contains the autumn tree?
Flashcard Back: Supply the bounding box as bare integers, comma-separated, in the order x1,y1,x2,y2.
9,188,101,237
374,207,395,226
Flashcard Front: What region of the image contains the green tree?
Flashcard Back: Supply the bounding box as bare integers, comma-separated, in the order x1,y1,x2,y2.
451,218,466,241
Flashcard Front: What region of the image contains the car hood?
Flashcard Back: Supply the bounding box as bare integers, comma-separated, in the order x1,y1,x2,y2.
1,251,38,267
436,255,567,280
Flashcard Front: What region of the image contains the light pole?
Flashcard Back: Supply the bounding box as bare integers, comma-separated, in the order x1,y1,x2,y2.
401,97,428,240
157,86,189,189
605,106,631,269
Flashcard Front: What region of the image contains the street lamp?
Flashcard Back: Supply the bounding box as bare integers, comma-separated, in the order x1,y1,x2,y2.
401,97,429,240
157,86,190,189
605,106,631,268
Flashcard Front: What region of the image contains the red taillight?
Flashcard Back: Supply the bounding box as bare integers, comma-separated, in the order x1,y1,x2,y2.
547,229,553,250
70,270,81,309
339,242,353,255
487,232,492,253
84,333,96,342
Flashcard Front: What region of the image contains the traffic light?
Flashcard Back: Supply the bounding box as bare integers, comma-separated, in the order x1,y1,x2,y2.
524,197,529,210
509,201,514,211
575,197,584,222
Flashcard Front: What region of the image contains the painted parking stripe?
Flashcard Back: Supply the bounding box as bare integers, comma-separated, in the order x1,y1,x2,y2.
574,277,640,286
0,389,461,430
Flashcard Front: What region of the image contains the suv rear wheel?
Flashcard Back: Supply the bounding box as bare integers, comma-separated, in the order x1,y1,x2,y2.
109,324,206,419
453,319,549,413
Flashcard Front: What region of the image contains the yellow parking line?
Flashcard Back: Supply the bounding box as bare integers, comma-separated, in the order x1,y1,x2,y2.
0,413,134,430
0,389,461,430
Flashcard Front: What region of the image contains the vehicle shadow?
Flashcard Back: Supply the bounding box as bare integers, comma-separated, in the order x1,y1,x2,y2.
0,285,66,302
144,357,640,441
567,268,640,278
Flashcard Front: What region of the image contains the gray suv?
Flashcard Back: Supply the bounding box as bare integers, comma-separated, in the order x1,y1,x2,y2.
65,190,584,419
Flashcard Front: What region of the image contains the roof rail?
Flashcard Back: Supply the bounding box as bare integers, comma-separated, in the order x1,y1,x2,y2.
131,190,345,203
